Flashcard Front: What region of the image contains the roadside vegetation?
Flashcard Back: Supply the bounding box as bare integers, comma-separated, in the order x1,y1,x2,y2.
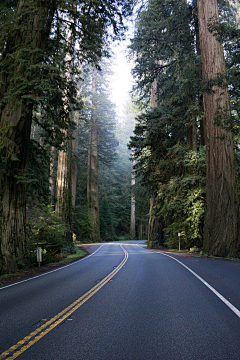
1,0,240,276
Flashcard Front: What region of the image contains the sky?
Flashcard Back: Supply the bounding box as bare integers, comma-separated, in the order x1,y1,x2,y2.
110,28,134,119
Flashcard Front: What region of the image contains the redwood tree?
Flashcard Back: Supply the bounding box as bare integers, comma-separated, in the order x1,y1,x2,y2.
0,2,53,272
55,14,75,238
197,0,239,257
130,149,136,239
87,68,100,242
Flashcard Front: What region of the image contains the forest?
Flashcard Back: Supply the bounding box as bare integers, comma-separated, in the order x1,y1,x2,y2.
0,0,240,274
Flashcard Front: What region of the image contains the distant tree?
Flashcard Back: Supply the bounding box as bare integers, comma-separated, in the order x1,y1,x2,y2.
130,149,136,239
229,0,240,26
76,60,118,242
100,197,114,240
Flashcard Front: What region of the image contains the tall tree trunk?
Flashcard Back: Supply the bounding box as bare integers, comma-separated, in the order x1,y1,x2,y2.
186,94,197,152
55,13,75,239
138,220,143,240
72,119,79,209
194,1,206,147
148,195,159,246
187,121,198,151
87,68,100,242
148,64,161,245
130,148,135,239
56,139,72,231
71,60,81,210
197,0,239,257
183,0,197,151
199,95,206,146
49,146,55,206
0,3,50,272
150,77,158,109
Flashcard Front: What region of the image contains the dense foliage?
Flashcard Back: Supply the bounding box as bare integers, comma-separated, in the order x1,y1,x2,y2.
0,0,134,272
1,0,240,273
129,0,240,252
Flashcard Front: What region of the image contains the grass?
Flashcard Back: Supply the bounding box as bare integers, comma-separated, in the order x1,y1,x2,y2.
167,249,189,253
0,249,87,282
205,254,240,262
0,272,21,279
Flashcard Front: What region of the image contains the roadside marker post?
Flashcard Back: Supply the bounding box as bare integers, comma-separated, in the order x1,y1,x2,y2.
178,233,181,251
37,247,42,267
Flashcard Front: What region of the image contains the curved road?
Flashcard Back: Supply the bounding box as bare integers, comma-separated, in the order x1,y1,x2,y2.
1,241,240,359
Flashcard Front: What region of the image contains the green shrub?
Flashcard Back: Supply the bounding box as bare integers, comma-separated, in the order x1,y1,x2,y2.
61,243,77,255
155,146,206,249
16,259,26,269
26,205,71,265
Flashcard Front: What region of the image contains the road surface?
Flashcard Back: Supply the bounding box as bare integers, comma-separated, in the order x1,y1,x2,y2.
1,241,240,359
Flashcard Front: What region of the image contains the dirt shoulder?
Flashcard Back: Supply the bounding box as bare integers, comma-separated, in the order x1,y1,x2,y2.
77,243,102,255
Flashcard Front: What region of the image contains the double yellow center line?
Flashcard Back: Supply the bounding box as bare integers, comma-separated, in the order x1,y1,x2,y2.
0,244,128,360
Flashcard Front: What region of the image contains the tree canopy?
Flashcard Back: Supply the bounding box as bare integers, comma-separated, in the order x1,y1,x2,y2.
1,0,240,274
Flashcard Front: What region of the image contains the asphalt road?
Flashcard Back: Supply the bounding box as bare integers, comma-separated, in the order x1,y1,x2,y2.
1,241,240,360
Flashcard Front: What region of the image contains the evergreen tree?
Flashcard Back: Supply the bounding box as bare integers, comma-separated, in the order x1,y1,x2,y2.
129,0,203,247
129,0,240,255
0,0,133,272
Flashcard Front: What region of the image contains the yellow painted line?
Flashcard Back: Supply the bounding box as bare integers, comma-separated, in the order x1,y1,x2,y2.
0,244,128,360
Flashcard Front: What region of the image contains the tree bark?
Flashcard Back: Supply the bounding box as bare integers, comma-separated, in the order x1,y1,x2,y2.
49,146,55,206
148,195,160,246
150,78,158,109
72,119,79,209
138,220,143,240
55,139,72,229
130,149,136,239
194,3,206,147
148,63,161,245
187,122,198,151
197,0,239,257
55,13,75,238
87,68,100,242
199,95,206,146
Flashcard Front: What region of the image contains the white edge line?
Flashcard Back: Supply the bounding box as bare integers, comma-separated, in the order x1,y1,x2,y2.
160,252,240,319
0,244,104,291
137,244,148,249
